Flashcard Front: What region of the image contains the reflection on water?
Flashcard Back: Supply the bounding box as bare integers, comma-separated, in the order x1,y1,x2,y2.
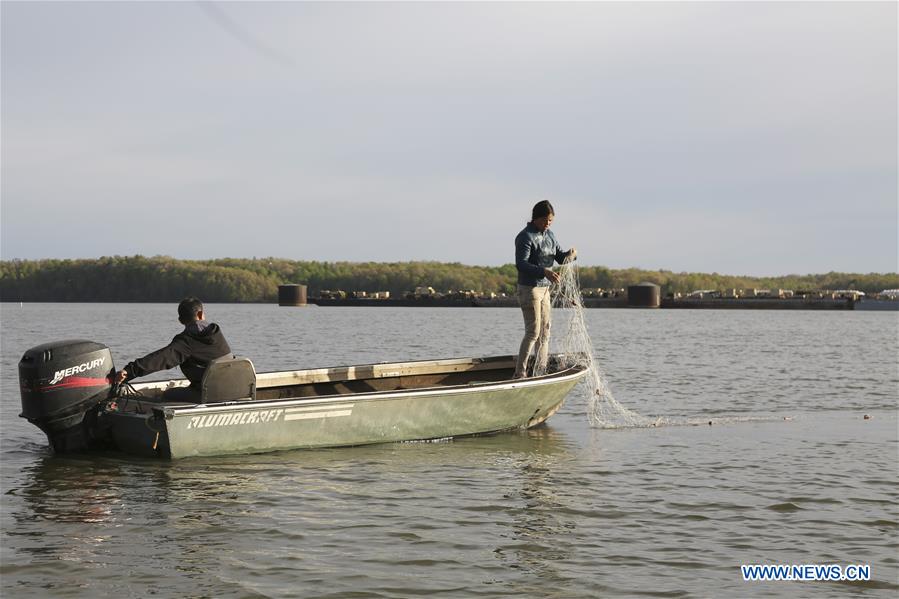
494,449,573,590
4,424,584,596
16,457,126,525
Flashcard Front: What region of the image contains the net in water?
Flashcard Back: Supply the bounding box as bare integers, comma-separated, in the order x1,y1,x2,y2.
537,262,654,428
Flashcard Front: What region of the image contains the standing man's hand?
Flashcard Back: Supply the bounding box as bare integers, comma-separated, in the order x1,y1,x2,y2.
568,247,577,261
544,268,561,284
113,369,128,385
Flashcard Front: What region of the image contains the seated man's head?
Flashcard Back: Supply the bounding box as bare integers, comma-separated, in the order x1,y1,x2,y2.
178,297,204,324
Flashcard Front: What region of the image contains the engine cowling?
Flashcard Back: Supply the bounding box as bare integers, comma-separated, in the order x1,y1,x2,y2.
19,340,115,453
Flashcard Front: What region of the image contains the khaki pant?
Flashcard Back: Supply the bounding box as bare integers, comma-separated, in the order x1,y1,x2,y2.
515,285,551,378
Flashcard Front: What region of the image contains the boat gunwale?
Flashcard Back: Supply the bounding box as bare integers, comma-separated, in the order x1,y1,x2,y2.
131,354,512,395
157,360,589,417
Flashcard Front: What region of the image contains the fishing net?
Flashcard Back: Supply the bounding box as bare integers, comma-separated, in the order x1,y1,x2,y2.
527,262,780,429
539,261,655,428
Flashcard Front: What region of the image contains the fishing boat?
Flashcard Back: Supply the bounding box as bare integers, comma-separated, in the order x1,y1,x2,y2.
19,340,589,459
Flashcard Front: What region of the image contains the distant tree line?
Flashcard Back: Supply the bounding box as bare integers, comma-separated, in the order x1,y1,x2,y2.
1,256,896,302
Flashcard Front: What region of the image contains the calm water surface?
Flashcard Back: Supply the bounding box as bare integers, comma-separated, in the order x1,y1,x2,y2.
1,304,897,598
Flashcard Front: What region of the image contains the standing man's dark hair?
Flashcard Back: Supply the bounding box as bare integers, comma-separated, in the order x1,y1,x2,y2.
178,297,204,324
532,200,555,220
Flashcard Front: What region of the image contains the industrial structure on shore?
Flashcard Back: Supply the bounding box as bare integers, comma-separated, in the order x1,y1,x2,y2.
278,284,899,310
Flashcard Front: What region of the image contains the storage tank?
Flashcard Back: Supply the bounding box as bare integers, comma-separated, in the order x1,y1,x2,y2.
627,282,661,308
278,284,307,306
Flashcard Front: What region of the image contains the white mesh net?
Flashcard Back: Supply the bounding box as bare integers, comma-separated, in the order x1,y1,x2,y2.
540,261,656,428
527,262,782,428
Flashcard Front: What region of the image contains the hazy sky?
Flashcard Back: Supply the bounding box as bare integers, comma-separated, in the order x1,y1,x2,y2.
2,1,896,276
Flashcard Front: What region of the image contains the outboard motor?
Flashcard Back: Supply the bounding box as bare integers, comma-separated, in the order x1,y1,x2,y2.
19,340,115,453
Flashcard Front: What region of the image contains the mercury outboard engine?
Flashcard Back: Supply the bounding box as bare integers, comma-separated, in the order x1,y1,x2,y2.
19,340,115,453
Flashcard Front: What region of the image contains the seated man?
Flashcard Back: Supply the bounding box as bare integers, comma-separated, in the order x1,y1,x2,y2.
114,297,232,402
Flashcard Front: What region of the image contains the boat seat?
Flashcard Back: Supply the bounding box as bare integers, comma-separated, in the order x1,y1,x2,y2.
201,356,257,403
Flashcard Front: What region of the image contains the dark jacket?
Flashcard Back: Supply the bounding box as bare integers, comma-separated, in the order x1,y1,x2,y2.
515,222,572,287
124,321,232,387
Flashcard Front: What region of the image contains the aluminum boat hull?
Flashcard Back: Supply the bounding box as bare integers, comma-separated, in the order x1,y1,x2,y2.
105,355,588,459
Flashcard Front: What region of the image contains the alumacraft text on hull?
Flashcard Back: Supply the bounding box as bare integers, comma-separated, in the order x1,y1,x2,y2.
19,340,588,459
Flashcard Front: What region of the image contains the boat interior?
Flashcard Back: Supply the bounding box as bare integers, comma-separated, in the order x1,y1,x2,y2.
123,355,570,408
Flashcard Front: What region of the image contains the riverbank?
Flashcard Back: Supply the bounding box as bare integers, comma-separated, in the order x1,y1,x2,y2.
4,257,897,304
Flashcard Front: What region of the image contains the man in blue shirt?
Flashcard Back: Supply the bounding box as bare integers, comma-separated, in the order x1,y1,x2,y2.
514,200,576,378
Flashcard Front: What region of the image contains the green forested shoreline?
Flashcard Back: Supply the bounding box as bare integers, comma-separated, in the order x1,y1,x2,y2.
1,256,896,302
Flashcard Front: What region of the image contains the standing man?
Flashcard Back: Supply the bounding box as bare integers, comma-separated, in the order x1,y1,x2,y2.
514,200,576,378
113,297,232,401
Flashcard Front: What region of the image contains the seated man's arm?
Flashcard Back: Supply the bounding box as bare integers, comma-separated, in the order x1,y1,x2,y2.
119,338,190,382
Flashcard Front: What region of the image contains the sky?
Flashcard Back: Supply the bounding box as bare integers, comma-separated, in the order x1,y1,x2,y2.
1,1,896,276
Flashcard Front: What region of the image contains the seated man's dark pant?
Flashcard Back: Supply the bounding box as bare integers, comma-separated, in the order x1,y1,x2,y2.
162,385,202,403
